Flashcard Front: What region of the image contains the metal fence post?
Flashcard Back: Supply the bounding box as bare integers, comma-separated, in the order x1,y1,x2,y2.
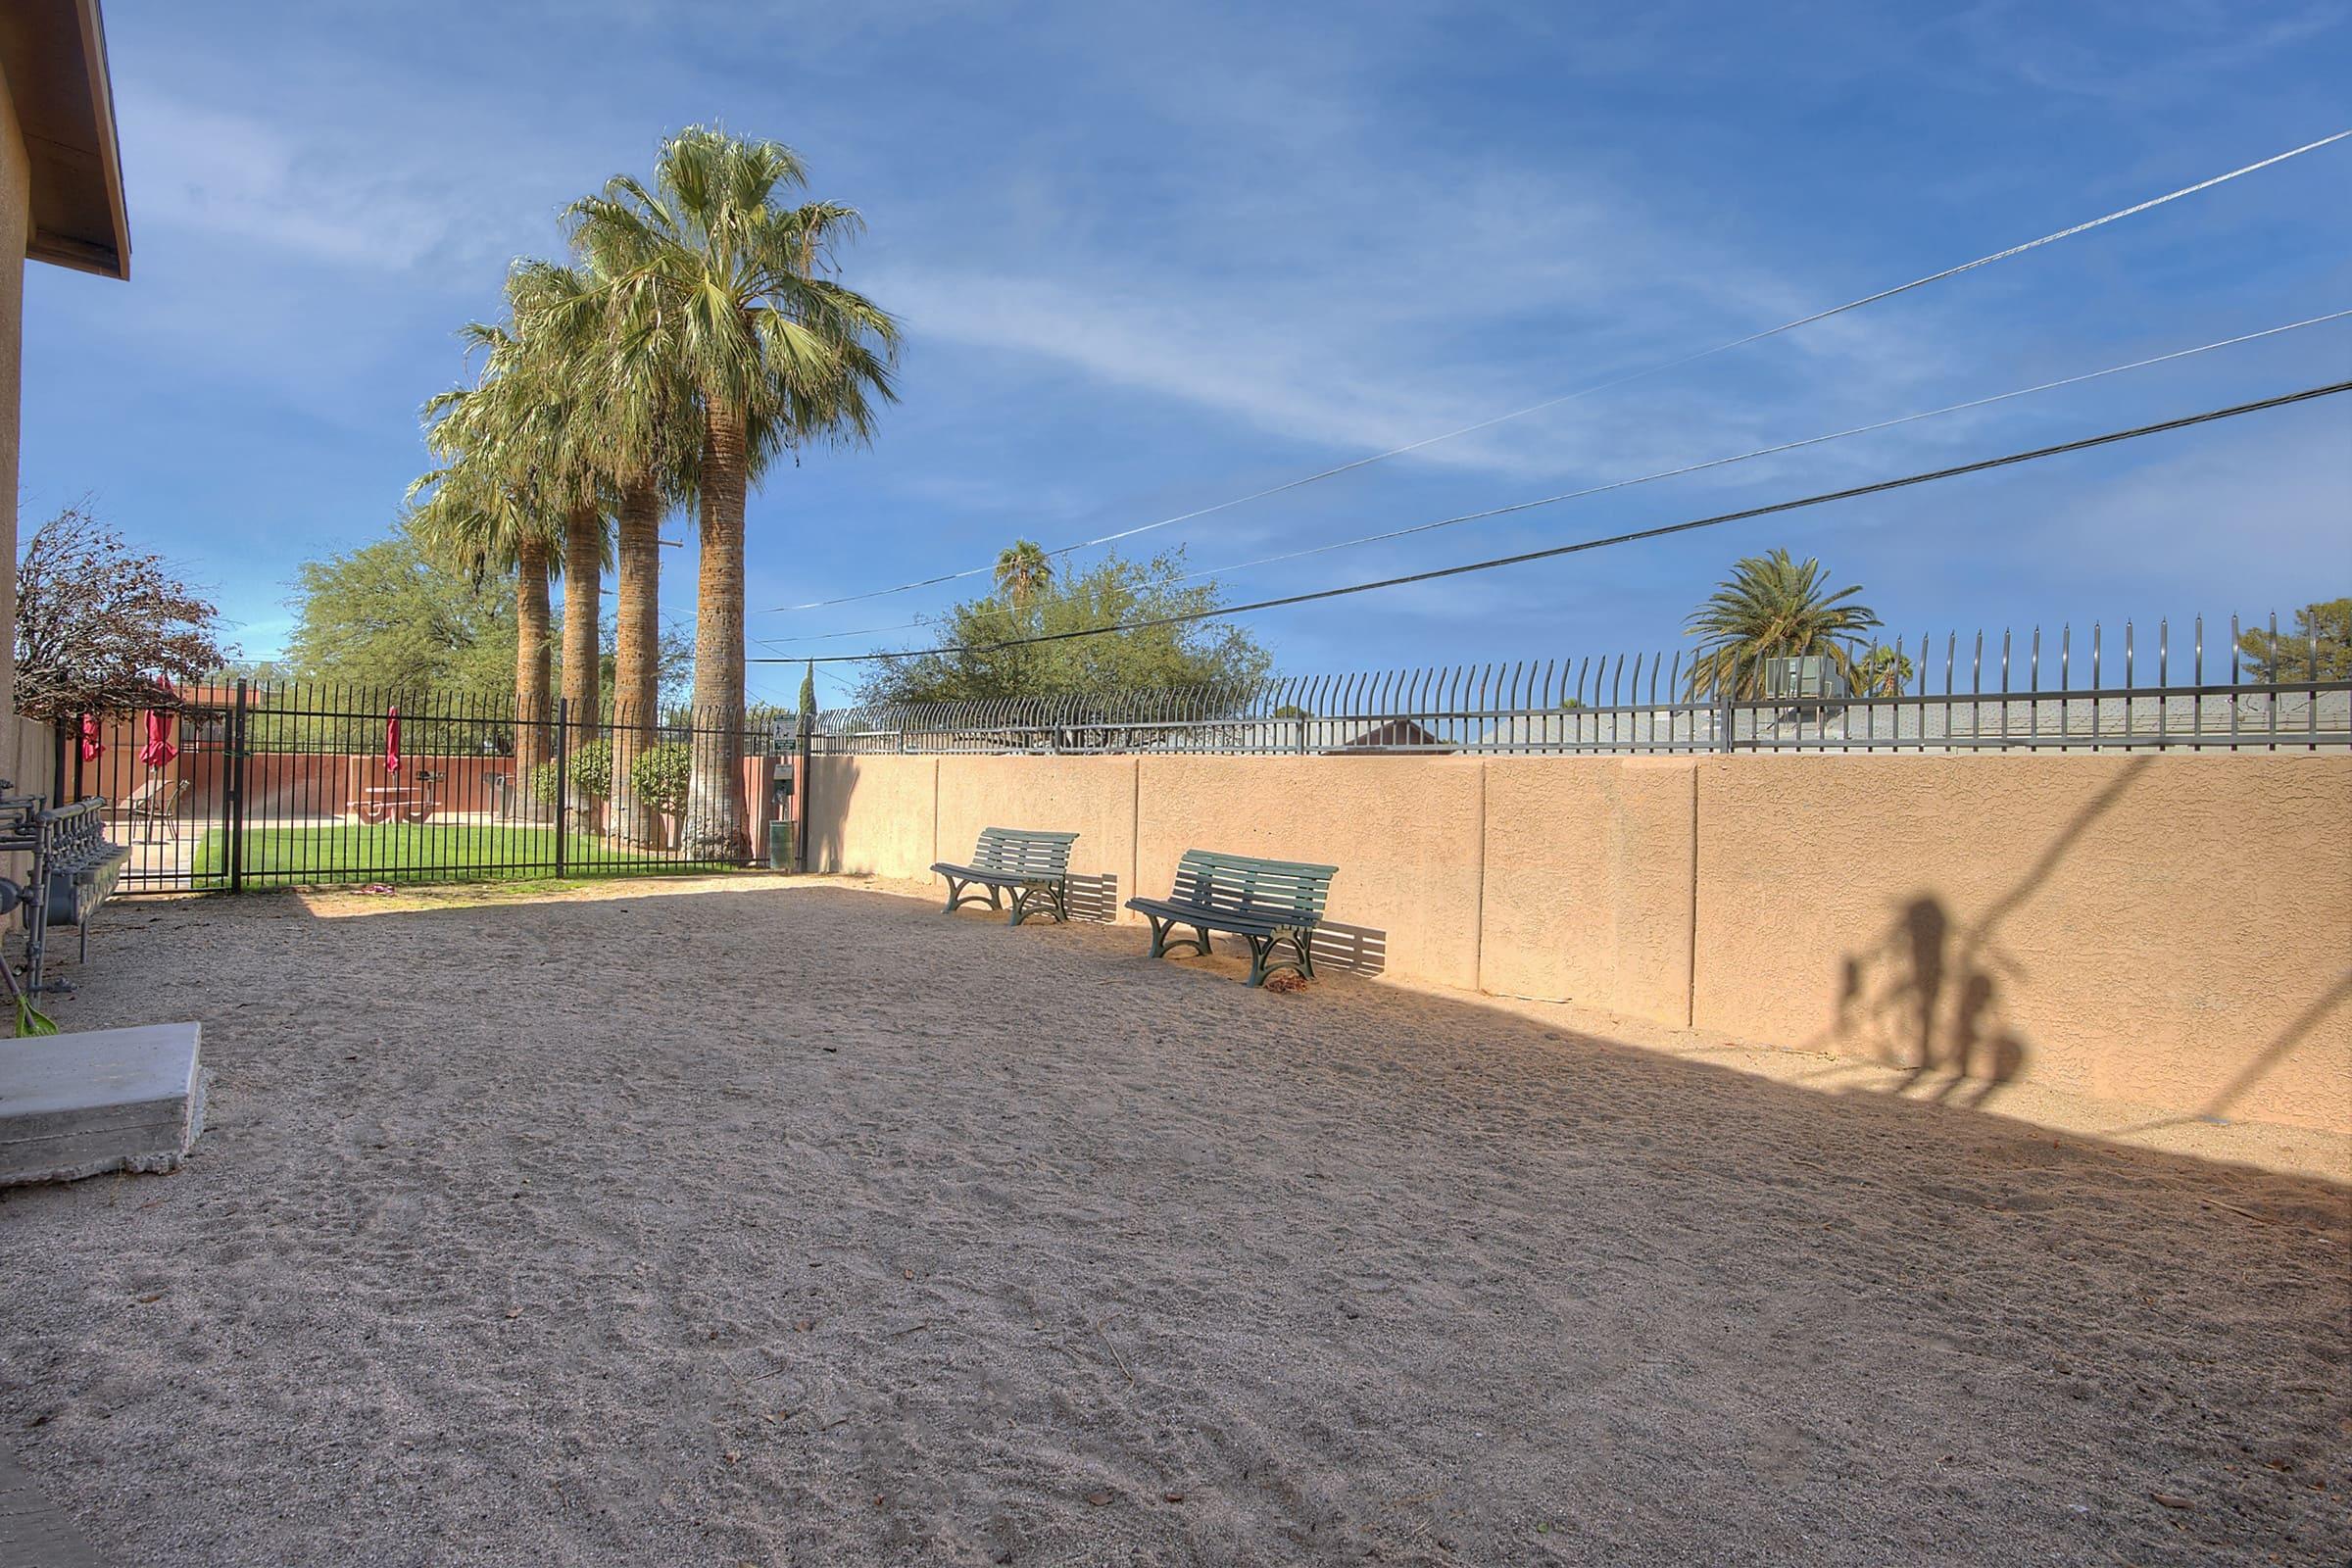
226,679,249,895
553,697,570,878
796,707,815,873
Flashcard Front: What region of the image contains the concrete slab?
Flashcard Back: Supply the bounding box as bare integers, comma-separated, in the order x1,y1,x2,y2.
0,1022,206,1187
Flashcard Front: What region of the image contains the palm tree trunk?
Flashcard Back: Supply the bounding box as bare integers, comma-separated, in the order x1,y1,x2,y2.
611,472,662,846
561,502,603,826
686,400,748,858
514,535,554,820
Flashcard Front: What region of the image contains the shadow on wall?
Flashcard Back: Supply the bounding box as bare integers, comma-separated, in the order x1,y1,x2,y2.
1066,872,1120,923
2105,971,2352,1137
1836,896,2028,1108
1312,921,1389,978
1830,757,2160,1106
1183,921,1389,978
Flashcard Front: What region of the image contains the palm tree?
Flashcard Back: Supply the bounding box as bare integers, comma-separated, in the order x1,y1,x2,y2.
1851,643,1915,698
407,451,560,802
500,268,612,758
1684,549,1880,698
512,259,697,845
994,540,1053,612
416,275,613,816
564,126,900,858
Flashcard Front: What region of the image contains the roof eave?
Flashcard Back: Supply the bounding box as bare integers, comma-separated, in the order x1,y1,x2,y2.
12,0,131,281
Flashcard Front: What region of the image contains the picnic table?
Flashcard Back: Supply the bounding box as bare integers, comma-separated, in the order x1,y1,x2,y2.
347,772,440,825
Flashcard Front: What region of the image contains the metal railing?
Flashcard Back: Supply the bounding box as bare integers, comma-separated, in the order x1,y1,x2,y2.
72,681,789,894
805,614,2350,757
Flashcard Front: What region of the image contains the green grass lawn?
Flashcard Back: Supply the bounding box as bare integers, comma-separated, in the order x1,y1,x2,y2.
192,824,738,885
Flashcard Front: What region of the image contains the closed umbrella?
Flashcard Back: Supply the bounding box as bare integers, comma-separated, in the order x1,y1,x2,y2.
385,705,402,776
77,712,104,761
138,705,178,768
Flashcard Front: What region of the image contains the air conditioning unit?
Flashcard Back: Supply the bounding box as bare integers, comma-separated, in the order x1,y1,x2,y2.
1763,656,1848,700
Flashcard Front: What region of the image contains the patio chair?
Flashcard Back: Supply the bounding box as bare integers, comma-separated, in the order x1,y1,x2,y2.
120,777,191,844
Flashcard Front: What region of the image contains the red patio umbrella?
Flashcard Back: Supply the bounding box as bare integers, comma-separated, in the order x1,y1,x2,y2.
384,704,402,776
78,712,104,761
138,699,179,769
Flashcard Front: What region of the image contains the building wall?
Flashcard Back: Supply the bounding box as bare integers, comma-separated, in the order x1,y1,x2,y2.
0,62,32,799
806,750,2351,1132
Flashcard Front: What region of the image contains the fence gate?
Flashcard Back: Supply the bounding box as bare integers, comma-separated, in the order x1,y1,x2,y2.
74,681,778,895
69,683,242,893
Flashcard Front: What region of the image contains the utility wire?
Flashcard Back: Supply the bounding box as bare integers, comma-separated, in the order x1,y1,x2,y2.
1162,310,2352,589
762,128,2352,615
749,381,2351,665
754,309,2352,648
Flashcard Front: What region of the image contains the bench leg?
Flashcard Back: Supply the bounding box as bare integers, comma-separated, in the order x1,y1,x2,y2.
1005,885,1029,927
943,877,1004,916
1051,880,1069,923
1246,928,1314,988
1145,914,1206,960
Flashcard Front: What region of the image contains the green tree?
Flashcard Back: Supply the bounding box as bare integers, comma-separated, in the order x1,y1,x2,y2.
798,660,817,721
281,527,519,701
856,547,1270,707
565,125,900,856
994,539,1054,612
1684,548,1880,698
414,267,625,813
2237,598,2349,683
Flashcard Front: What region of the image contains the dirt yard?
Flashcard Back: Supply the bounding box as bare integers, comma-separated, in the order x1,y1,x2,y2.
2,880,2346,1566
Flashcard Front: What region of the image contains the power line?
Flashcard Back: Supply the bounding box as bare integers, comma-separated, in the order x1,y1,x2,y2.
750,380,2351,666
755,310,2352,648
1163,311,2352,589
762,127,2352,616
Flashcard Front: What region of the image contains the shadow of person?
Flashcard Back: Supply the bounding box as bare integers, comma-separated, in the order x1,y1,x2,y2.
1898,896,1949,1075
1943,970,2026,1106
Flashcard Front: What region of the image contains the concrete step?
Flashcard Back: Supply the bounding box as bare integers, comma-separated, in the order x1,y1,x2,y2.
0,1022,205,1187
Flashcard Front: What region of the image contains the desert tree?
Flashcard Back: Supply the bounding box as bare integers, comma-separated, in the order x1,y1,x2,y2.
13,504,232,720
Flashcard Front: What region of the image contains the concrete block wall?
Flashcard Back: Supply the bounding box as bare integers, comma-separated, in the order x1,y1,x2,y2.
806,750,2351,1132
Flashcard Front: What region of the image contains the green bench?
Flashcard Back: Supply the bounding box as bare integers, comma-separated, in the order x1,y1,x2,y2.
1126,849,1339,987
932,827,1080,927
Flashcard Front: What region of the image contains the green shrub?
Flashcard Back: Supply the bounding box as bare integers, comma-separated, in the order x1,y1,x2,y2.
631,742,692,815
528,738,616,806
567,738,613,800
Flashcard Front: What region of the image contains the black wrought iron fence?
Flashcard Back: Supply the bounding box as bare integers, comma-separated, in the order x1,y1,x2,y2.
806,614,2350,757
69,682,787,894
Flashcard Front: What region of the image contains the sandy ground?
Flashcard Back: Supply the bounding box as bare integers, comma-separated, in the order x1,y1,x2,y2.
1,880,2346,1567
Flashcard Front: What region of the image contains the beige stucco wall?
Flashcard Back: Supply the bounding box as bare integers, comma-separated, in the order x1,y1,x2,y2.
1691,754,2352,1132
1136,755,1488,989
934,756,1139,918
806,756,937,879
808,749,2350,1131
1479,757,1697,1025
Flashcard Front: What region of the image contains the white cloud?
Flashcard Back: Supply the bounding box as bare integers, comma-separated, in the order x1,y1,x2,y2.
118,93,465,272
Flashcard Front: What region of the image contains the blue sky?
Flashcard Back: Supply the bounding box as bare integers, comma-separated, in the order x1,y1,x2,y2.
22,0,2352,708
